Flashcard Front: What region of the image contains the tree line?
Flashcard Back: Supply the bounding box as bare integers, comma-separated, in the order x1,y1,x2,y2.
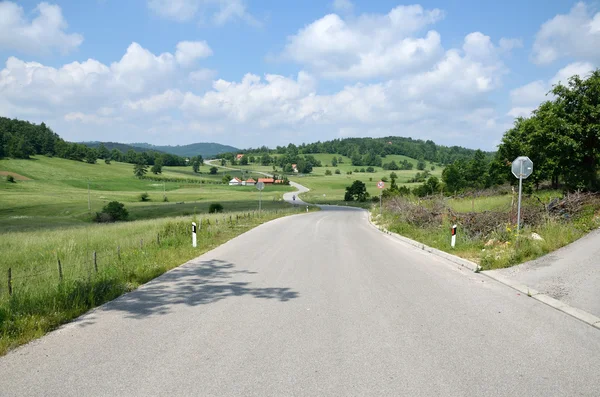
0,117,189,167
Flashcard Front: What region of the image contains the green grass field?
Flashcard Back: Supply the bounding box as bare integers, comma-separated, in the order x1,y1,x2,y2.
0,156,294,232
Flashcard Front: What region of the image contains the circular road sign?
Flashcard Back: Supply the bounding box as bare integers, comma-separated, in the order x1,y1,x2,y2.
377,181,385,189
511,156,534,179
256,181,265,191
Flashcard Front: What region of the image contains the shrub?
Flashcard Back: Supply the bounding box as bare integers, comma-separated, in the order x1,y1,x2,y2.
6,175,15,183
354,168,360,173
95,201,128,223
360,168,366,173
366,166,375,173
347,171,352,175
139,192,150,202
325,170,332,176
209,203,224,213
335,169,341,175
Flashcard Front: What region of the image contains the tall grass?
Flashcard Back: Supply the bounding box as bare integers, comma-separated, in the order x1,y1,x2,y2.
0,208,308,355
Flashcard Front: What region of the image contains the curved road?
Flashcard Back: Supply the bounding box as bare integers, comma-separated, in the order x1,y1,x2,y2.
1,186,600,396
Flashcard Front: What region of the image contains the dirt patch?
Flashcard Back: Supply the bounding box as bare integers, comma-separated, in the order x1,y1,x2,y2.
0,171,31,180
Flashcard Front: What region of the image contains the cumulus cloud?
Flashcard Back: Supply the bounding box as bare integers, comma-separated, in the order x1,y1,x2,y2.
532,2,600,64
507,61,595,118
0,1,83,55
147,0,258,25
281,5,444,79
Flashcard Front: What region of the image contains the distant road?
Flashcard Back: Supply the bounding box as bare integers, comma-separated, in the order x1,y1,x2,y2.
1,206,599,396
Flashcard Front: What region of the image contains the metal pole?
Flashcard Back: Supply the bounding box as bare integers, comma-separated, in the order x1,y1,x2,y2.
259,190,262,215
379,189,382,216
516,160,523,234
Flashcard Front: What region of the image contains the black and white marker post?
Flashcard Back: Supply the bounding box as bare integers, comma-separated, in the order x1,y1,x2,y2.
451,224,457,248
192,222,197,248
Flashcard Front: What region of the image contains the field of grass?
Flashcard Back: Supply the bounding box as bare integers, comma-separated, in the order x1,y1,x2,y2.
0,207,312,355
226,153,443,205
0,156,294,232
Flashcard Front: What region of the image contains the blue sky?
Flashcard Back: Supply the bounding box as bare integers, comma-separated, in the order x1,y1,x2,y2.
1,0,599,150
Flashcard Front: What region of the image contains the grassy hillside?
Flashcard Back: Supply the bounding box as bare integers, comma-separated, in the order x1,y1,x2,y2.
0,156,293,232
132,142,239,158
80,141,154,154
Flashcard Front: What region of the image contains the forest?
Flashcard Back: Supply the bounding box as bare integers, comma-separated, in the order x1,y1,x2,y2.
0,117,187,166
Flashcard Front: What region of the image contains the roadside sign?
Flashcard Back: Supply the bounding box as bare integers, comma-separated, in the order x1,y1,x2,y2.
377,181,385,189
512,156,534,234
512,156,533,179
256,181,265,191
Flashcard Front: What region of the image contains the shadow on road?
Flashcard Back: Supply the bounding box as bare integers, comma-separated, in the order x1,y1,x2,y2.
96,259,299,320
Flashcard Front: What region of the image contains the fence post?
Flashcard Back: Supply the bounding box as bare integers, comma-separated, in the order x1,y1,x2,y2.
93,251,98,273
57,257,63,282
7,268,12,296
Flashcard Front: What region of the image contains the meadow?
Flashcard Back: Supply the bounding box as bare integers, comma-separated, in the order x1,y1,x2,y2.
234,153,442,205
0,156,293,232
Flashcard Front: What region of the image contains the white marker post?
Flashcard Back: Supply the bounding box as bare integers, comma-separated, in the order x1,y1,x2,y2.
192,222,197,248
451,224,457,248
377,181,385,216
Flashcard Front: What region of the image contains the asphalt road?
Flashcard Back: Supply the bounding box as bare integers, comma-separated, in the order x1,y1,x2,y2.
1,208,600,396
488,228,600,318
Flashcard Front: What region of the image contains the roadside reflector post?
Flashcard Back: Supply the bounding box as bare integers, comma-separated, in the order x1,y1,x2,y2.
451,224,457,248
192,222,197,248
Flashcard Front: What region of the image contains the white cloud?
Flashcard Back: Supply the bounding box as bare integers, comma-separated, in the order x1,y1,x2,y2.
175,41,213,66
147,0,258,26
281,5,444,79
0,1,83,55
532,2,600,64
332,0,353,14
507,61,595,118
126,90,184,112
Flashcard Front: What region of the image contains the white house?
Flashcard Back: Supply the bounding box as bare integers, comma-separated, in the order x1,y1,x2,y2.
243,178,256,186
229,177,242,186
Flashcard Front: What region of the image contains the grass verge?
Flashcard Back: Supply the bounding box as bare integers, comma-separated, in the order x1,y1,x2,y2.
0,207,311,355
374,192,600,271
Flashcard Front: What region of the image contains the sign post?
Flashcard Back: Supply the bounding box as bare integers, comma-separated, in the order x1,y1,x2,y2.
192,222,197,248
511,156,534,234
377,181,385,216
256,181,265,215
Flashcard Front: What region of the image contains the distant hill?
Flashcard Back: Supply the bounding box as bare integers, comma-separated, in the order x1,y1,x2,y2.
131,142,239,158
80,141,157,154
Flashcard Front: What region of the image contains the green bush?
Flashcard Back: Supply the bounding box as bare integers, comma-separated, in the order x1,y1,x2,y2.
335,169,341,174
139,192,150,202
325,170,332,176
209,203,224,213
6,175,15,183
95,201,128,222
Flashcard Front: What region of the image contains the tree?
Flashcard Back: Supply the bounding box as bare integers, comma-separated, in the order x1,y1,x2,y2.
95,201,128,222
133,162,148,178
249,155,255,163
192,160,201,173
110,149,122,162
221,159,226,166
284,163,294,173
85,148,97,164
442,162,466,193
105,158,111,164
331,157,338,167
417,158,426,170
151,159,163,174
344,180,369,202
325,169,332,176
97,143,110,159
335,169,341,174
240,155,248,165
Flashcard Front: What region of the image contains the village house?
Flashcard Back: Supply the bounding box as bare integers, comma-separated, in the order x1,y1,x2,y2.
236,154,244,160
242,178,256,186
258,178,274,184
229,177,242,186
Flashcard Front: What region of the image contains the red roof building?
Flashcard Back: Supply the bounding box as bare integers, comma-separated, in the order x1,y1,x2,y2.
258,178,274,184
